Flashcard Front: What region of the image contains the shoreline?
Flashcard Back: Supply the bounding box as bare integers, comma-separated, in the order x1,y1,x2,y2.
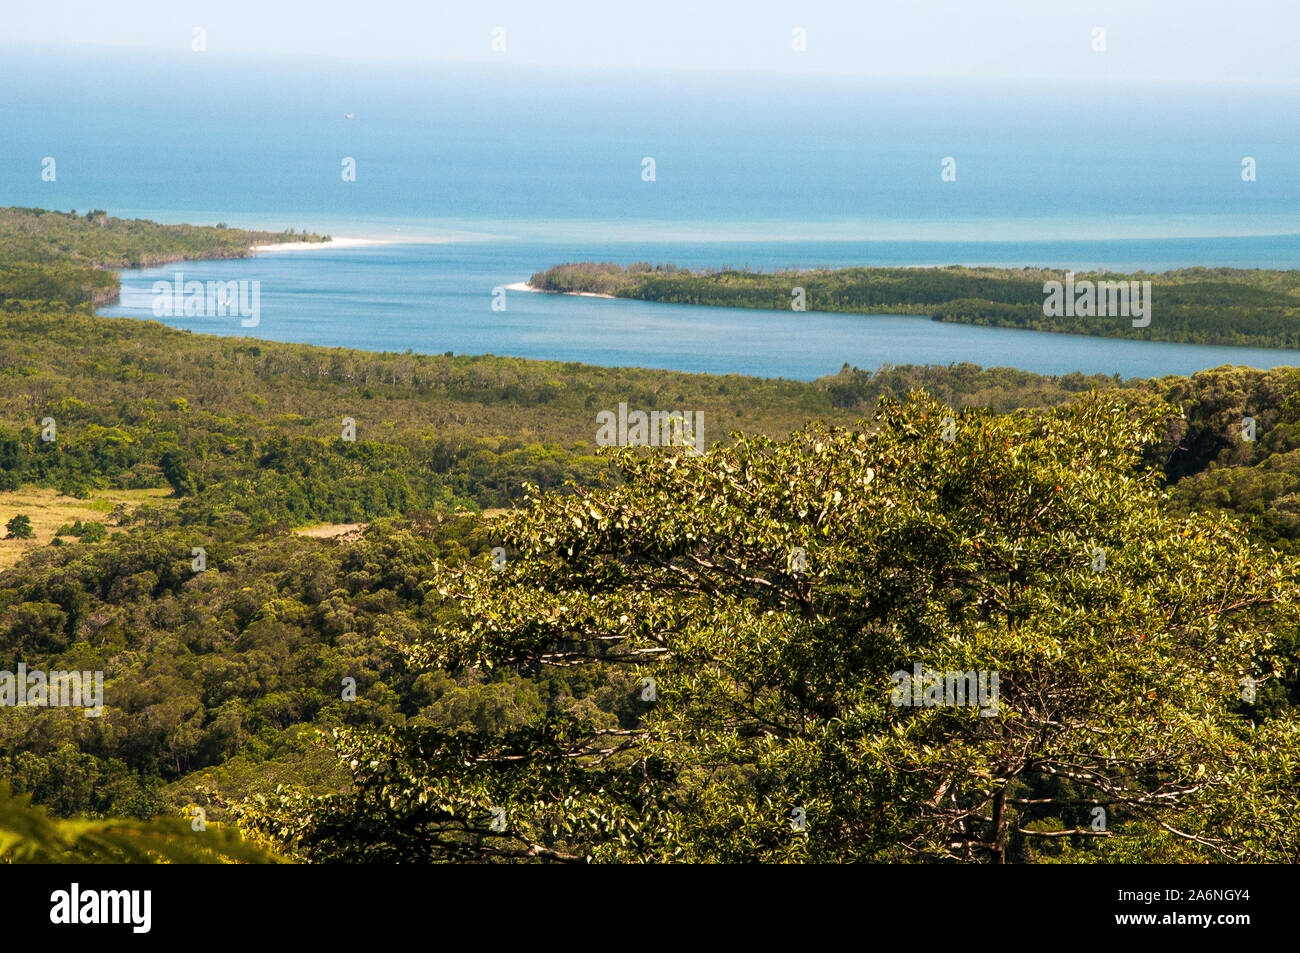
505,281,616,299
251,237,401,253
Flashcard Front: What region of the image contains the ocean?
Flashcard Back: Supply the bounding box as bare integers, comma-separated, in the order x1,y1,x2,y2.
3,46,1299,379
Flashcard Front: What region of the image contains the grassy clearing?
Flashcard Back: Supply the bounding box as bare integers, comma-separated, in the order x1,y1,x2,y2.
293,522,368,539
0,486,173,569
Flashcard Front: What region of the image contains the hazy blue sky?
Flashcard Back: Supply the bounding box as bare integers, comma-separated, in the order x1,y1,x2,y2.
7,0,1299,82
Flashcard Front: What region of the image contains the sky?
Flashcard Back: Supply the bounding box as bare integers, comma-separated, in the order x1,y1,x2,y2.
5,0,1300,83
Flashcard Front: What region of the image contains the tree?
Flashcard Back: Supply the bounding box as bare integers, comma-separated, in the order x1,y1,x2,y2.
79,521,107,543
238,393,1300,863
0,428,22,490
5,513,33,539
158,449,198,497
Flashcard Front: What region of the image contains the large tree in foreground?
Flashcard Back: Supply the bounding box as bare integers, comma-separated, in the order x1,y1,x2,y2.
239,393,1300,863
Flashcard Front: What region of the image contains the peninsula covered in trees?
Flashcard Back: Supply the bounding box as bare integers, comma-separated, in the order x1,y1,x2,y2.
0,206,326,307
528,262,1300,348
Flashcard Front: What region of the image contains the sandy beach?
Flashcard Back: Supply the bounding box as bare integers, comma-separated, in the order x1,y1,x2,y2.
505,280,616,299
252,236,396,253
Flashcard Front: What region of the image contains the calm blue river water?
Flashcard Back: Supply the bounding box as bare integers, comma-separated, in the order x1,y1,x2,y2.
103,240,1300,381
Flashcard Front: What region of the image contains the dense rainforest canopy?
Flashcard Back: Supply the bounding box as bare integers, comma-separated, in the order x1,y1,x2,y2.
239,393,1300,863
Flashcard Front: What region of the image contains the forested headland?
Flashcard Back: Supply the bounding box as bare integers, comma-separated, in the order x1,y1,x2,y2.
1,211,1299,863
529,261,1300,348
0,206,325,308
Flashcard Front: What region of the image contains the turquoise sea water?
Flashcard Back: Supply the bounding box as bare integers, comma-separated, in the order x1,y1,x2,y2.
3,47,1298,378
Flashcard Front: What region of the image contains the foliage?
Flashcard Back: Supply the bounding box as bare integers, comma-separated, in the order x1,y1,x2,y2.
0,782,283,863
0,206,325,307
239,393,1300,862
